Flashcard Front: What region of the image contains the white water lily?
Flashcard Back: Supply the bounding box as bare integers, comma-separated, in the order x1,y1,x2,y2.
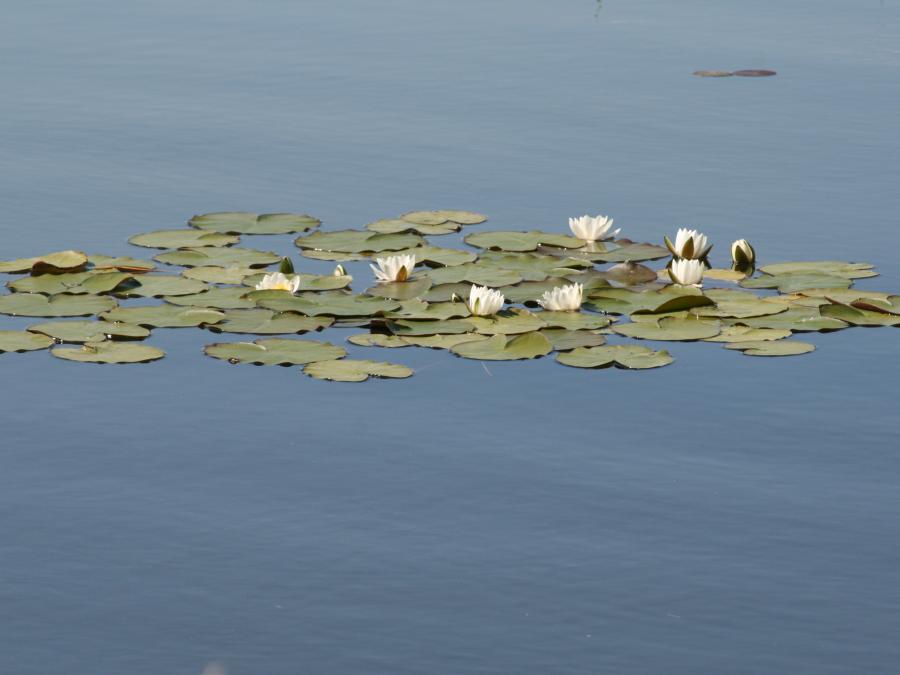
333,264,348,276
255,271,300,293
370,254,416,282
467,285,505,316
568,214,620,241
668,258,705,286
665,228,713,260
731,239,756,266
537,283,583,311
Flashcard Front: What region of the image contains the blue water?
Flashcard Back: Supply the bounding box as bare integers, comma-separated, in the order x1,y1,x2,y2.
2,1,899,673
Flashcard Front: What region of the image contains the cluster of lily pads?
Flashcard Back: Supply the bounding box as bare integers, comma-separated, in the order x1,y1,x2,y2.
1,208,897,382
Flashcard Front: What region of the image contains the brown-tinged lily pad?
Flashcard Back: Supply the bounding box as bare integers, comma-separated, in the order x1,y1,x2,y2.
0,250,89,275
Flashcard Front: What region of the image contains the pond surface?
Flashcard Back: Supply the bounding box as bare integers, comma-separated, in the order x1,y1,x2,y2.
2,1,899,673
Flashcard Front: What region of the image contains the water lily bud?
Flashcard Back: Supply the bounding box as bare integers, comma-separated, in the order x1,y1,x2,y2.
279,257,295,274
333,264,347,277
731,239,755,266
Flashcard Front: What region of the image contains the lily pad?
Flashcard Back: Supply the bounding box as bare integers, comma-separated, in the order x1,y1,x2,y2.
584,241,670,263
740,272,852,293
0,330,54,353
257,292,400,317
182,266,258,284
128,229,239,249
100,305,225,328
207,309,334,334
383,300,470,321
366,218,460,236
466,309,547,335
536,311,613,330
540,328,607,351
300,249,367,262
295,230,424,254
391,246,476,267
387,318,476,336
477,251,592,281
87,255,157,273
420,282,473,303
8,271,133,295
347,333,411,348
400,333,488,350
694,289,789,319
425,263,523,287
303,359,413,382
0,250,88,275
556,345,674,370
27,320,151,343
204,338,345,366
164,286,256,309
450,332,553,360
401,209,487,226
586,287,714,316
759,261,876,279
819,303,900,327
730,307,847,332
601,261,660,285
465,231,584,252
52,341,166,364
155,246,281,269
242,272,352,292
0,293,117,317
703,326,792,343
114,275,210,298
613,316,722,341
189,211,320,235
724,340,815,357
365,277,433,301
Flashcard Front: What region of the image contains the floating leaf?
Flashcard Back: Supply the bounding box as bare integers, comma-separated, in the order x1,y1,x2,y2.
300,249,366,262
613,316,721,341
540,328,606,351
387,318,476,336
383,300,470,321
207,309,333,334
258,292,400,317
52,341,165,364
100,305,224,328
466,309,547,335
465,230,584,252
204,338,345,366
724,340,815,357
87,254,156,273
0,250,88,275
0,293,117,317
182,266,257,284
759,261,876,279
693,70,734,77
164,286,256,309
365,277,432,301
391,246,476,267
366,218,460,236
741,272,852,293
733,69,777,77
303,358,413,382
242,272,352,292
190,211,320,235
128,229,239,249
114,275,210,298
693,289,789,319
586,286,714,315
347,333,411,348
556,345,674,370
584,241,670,263
450,332,553,360
819,303,900,327
294,230,424,254
703,326,792,343
601,261,659,285
155,246,281,269
703,268,747,282
399,333,488,350
730,307,846,332
477,251,592,281
8,271,133,295
425,263,522,287
537,311,613,330
0,330,54,353
401,209,487,226
27,320,150,343
421,282,473,302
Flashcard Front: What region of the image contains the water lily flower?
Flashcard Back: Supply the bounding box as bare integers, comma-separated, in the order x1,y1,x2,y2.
255,271,300,293
665,228,713,260
537,283,583,311
731,239,755,266
333,264,348,276
668,258,705,286
569,214,620,241
370,254,416,282
467,285,505,316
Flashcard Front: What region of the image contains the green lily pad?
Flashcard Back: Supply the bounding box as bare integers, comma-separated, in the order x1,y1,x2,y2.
464,231,584,252
204,337,345,366
0,250,88,274
189,211,320,235
164,286,256,309
207,309,334,334
466,309,547,335
182,266,257,284
703,326,792,343
450,332,553,360
242,272,352,292
556,345,674,370
303,359,413,382
425,263,523,287
694,289,790,319
582,241,670,263
500,278,573,304
128,229,239,249
819,303,900,327
366,219,460,236
740,272,852,293
390,246,476,267
154,246,281,269
0,293,117,317
87,255,157,272
0,330,54,353
401,209,487,226
365,277,433,301
400,333,488,350
100,305,225,328
724,340,816,357
477,251,592,281
294,230,424,254
300,249,367,262
8,271,133,295
586,286,714,315
257,292,400,317
759,261,876,279
27,320,151,343
383,300,470,321
600,261,660,285
613,316,721,341
387,318,476,336
540,328,607,351
536,311,613,330
845,296,900,315
114,275,210,298
420,282,473,302
347,333,411,348
52,341,166,364
730,307,847,332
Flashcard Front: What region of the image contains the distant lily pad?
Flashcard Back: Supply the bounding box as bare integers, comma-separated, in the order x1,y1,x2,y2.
303,358,413,382
401,210,487,226
391,246,477,267
730,307,847,332
450,332,553,360
724,340,815,357
693,70,734,77
27,320,151,343
556,345,674,370
540,328,607,351
8,271,133,295
182,266,258,284
155,246,281,269
703,326,792,343
189,211,320,235
295,230,424,254
0,330,54,353
366,219,460,236
741,272,852,293
613,316,721,341
465,231,584,252
733,69,777,77
365,277,433,301
128,229,239,249
204,338,345,366
207,309,334,334
87,255,157,273
100,305,224,328
52,341,165,364
759,261,876,279
0,293,117,317
257,292,400,317
347,333,411,348
164,286,256,309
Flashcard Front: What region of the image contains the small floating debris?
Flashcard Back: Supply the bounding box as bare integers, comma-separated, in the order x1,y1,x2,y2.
693,70,734,78
733,69,777,77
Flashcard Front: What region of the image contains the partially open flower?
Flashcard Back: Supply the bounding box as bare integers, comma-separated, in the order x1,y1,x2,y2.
668,258,705,286
467,285,505,316
255,271,300,293
537,283,583,311
665,228,713,260
333,264,348,277
731,239,756,267
568,214,620,241
370,254,416,282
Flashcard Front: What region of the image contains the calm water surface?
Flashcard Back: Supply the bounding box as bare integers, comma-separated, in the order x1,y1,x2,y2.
1,1,899,673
